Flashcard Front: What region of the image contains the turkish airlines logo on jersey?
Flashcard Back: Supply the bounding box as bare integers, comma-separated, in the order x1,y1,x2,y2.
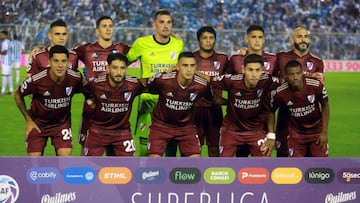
190,93,197,101
124,92,132,102
213,61,220,70
257,89,263,97
307,94,315,103
66,87,73,96
307,62,314,70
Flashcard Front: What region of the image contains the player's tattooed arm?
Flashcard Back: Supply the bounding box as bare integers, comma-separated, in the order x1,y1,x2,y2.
317,100,329,150
261,110,277,156
14,88,41,140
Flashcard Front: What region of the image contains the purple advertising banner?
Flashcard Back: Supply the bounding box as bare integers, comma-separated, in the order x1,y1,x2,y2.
0,157,359,203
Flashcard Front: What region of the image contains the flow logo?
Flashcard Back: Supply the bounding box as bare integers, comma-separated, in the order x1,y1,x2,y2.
169,168,201,184
0,175,19,203
63,167,96,184
135,167,166,184
305,168,334,184
26,167,59,184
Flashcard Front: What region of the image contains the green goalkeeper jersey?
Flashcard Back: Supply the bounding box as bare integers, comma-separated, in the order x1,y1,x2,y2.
127,35,184,78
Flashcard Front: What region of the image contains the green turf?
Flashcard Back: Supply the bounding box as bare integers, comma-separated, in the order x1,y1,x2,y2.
0,68,359,157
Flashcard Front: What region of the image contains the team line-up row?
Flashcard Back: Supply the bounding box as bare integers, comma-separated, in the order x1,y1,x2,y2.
2,9,329,158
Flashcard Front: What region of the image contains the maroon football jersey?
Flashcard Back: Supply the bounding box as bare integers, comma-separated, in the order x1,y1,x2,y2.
27,46,79,75
193,50,228,107
148,72,212,127
276,50,324,82
84,75,144,132
19,69,83,129
271,77,328,135
74,42,130,81
226,51,278,75
211,73,279,133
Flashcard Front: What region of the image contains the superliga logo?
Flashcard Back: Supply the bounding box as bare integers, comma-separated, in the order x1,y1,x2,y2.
0,175,19,203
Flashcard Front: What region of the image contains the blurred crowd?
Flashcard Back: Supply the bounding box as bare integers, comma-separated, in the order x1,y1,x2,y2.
0,0,359,59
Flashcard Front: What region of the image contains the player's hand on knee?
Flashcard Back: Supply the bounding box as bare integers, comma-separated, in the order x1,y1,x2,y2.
261,133,276,156
25,119,41,140
316,132,328,150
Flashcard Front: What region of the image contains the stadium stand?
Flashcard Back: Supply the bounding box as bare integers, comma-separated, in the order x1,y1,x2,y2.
0,0,359,59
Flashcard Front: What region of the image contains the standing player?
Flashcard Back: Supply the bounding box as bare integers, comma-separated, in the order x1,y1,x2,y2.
227,25,278,75
227,25,278,157
14,45,83,156
268,60,329,157
27,19,78,77
193,26,228,157
9,34,25,85
147,52,211,157
206,54,279,157
127,9,184,156
74,16,130,155
275,27,325,157
0,30,13,95
83,53,144,156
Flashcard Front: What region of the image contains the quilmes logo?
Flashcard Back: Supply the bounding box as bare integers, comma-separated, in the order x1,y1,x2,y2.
338,168,360,184
135,168,166,184
238,168,269,184
305,168,334,184
0,175,19,203
325,191,357,203
41,192,77,203
26,167,59,184
63,167,96,184
204,167,235,184
169,168,201,184
98,167,132,184
271,167,302,184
